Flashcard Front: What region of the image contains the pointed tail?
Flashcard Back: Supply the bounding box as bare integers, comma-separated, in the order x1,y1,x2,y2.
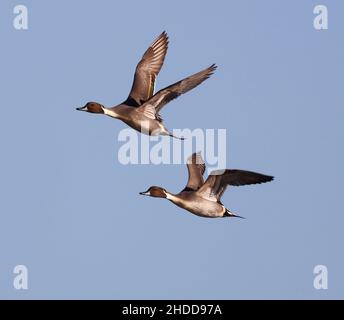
224,208,245,219
160,128,185,140
168,133,185,140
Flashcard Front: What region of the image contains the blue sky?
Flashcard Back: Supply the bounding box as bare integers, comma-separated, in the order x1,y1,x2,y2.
0,0,343,299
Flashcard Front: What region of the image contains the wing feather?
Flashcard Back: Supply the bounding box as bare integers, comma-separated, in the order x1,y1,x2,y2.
197,169,274,202
140,64,217,117
126,31,169,106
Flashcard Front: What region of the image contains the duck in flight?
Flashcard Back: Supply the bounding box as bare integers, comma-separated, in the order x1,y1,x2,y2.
76,31,217,139
140,153,274,218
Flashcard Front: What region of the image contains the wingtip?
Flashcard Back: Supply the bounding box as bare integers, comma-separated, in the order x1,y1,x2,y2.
161,31,169,47
160,30,169,41
187,151,205,165
152,31,169,47
206,63,217,76
257,174,274,184
267,175,274,182
195,150,203,157
209,63,218,71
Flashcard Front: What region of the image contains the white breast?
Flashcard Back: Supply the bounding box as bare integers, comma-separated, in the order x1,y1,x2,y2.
103,108,118,118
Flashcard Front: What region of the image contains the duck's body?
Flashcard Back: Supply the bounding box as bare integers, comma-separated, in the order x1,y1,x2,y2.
102,104,170,136
77,31,216,139
165,191,226,218
140,152,274,218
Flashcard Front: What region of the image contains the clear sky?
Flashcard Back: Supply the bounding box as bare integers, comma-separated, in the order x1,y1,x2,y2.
0,0,343,299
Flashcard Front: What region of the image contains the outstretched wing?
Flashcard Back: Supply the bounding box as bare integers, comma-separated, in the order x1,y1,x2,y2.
180,152,206,192
126,31,169,107
197,169,274,202
137,64,217,118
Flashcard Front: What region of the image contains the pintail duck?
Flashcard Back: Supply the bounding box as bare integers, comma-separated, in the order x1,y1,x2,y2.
140,153,274,218
76,31,217,139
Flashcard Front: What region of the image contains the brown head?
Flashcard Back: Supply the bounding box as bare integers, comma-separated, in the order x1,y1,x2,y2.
139,186,167,198
76,102,104,114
